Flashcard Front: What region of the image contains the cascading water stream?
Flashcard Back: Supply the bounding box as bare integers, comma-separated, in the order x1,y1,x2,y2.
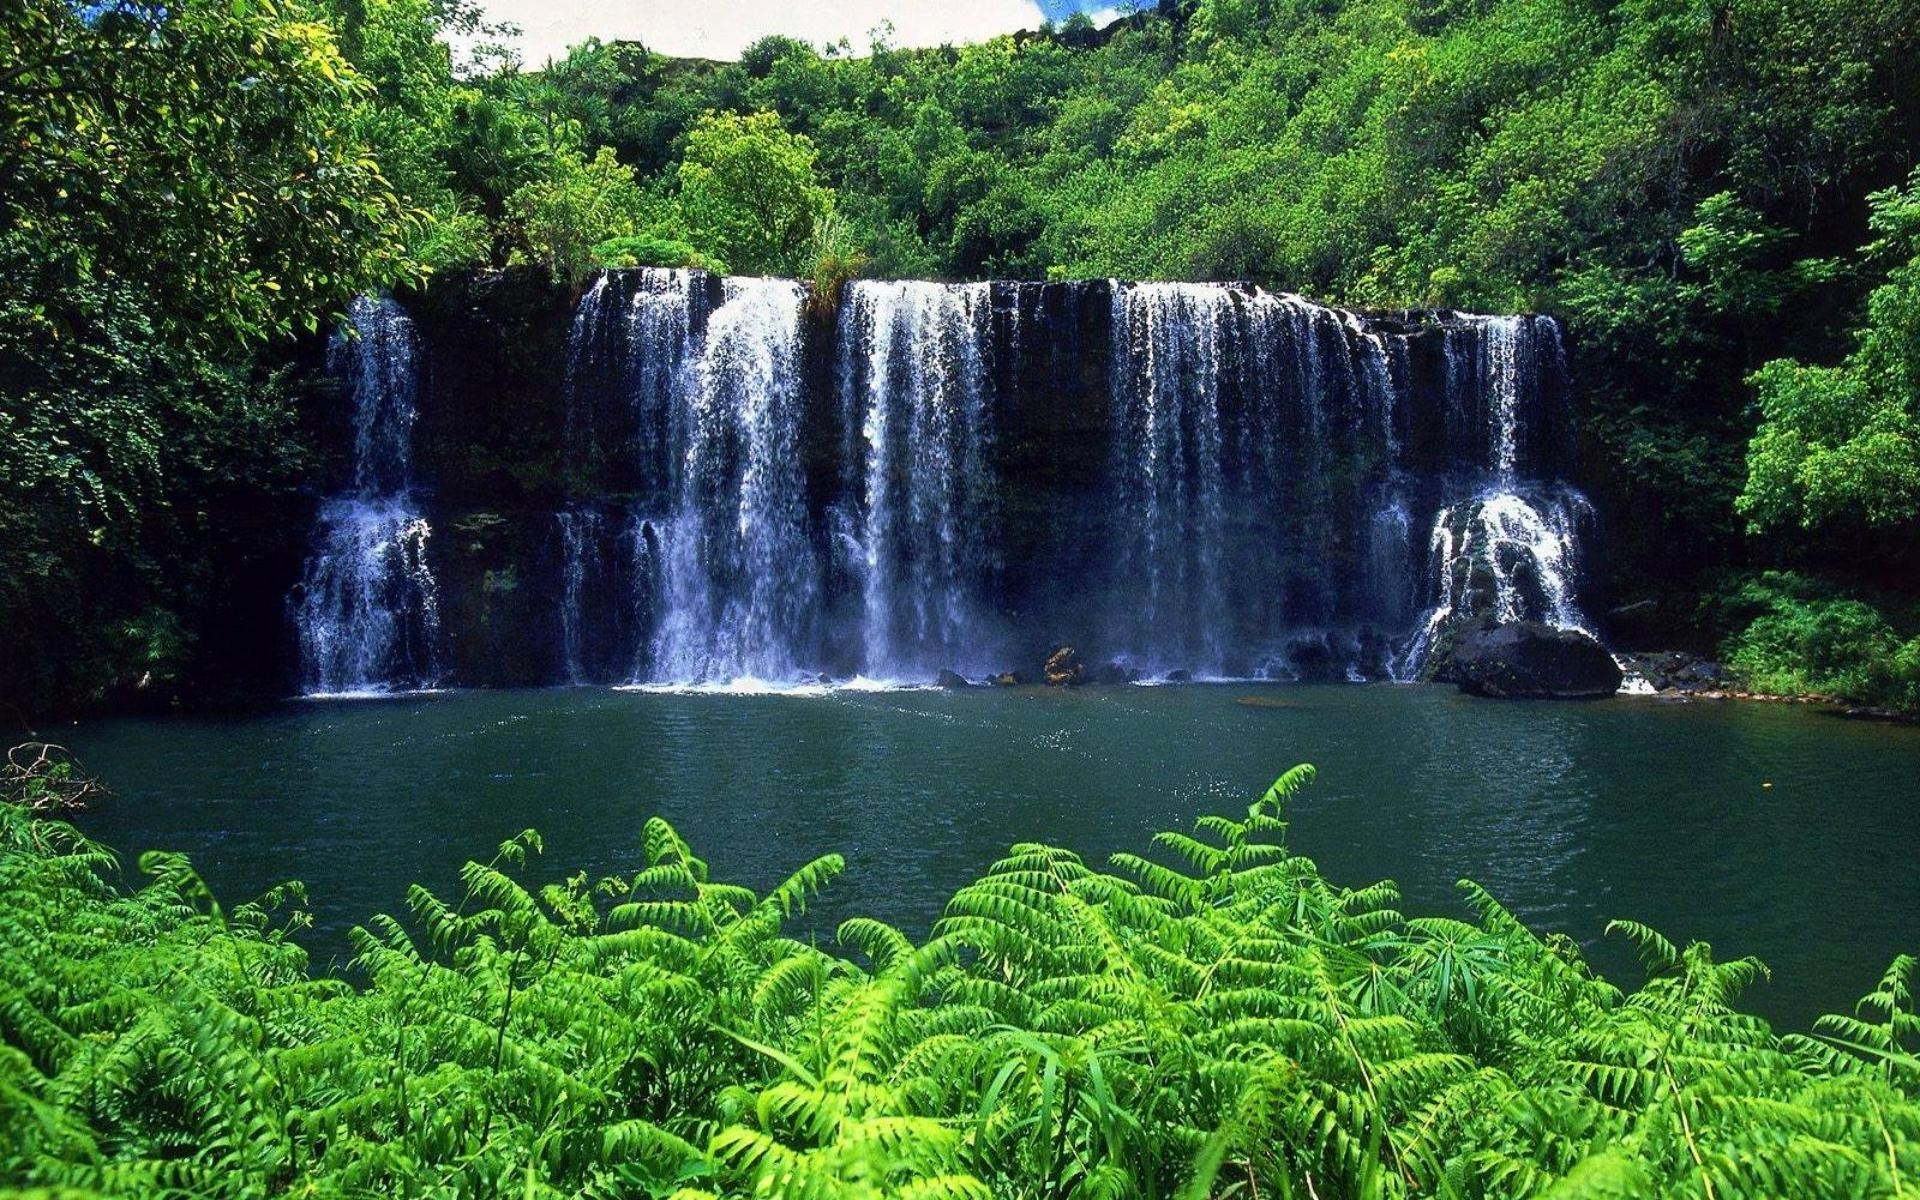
555,269,703,684
293,296,441,695
1108,282,1232,673
838,281,998,679
650,277,815,684
1394,313,1593,679
1104,285,1427,678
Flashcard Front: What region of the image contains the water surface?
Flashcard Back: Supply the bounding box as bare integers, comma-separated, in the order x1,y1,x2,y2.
67,684,1920,1030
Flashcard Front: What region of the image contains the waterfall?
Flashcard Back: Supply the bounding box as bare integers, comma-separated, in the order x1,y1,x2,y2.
556,269,701,684
566,268,700,501
838,281,998,679
1396,313,1591,678
293,296,441,695
650,278,815,684
1105,285,1423,678
1396,489,1594,676
533,273,1596,690
1108,282,1232,673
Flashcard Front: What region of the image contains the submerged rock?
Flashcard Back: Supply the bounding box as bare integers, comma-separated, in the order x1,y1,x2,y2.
1446,621,1622,699
1234,694,1302,709
936,669,972,689
989,671,1026,687
1165,669,1193,683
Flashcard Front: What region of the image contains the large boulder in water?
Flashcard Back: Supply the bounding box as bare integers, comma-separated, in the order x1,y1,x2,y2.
1445,621,1622,699
1044,645,1087,686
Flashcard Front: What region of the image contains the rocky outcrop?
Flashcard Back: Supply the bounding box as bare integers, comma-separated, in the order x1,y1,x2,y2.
1443,621,1622,699
1044,645,1086,686
936,669,973,689
1615,650,1726,694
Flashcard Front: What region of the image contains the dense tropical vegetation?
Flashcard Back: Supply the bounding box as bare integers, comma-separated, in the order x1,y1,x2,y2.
2,0,1918,715
0,764,1914,1197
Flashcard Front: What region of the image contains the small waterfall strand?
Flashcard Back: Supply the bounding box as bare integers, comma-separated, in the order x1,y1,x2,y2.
329,294,420,499
564,269,699,497
296,296,440,694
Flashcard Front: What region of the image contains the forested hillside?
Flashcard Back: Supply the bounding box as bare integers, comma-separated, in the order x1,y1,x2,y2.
4,0,1918,714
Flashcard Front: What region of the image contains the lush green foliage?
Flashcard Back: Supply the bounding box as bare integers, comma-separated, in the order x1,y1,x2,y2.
1,0,587,710
1738,173,1920,535
2,766,1917,1197
676,110,836,278
592,235,728,275
1,0,419,710
1716,573,1920,710
510,146,650,279
1,0,418,347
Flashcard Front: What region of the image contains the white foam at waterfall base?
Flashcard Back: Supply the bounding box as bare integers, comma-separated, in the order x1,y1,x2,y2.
1394,487,1596,679
614,675,936,697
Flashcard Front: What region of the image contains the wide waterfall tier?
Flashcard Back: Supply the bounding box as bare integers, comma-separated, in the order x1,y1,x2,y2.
292,296,441,695
1104,283,1440,675
336,272,1599,690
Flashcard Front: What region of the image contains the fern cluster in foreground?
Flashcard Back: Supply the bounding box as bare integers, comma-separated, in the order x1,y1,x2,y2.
1,765,1915,1198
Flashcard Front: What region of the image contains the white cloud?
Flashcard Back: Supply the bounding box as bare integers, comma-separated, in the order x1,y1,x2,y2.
477,0,1055,67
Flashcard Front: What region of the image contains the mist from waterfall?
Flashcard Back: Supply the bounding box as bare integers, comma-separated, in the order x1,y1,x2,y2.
293,296,441,695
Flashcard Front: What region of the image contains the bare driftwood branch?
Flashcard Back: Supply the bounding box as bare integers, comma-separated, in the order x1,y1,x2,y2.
3,743,109,814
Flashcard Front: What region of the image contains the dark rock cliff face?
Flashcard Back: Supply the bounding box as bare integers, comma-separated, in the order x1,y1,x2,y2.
273,270,1599,694
406,271,579,687
410,269,579,511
